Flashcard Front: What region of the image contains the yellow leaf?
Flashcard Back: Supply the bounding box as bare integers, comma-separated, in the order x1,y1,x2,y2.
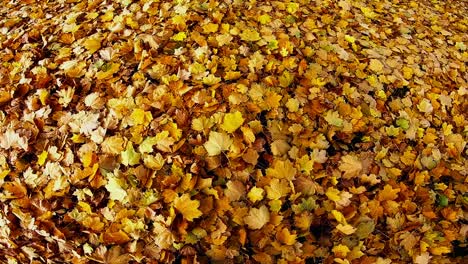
101,135,125,155
279,71,294,88
121,142,140,166
0,169,10,181
402,66,413,79
37,151,48,166
203,131,233,156
414,252,432,264
83,35,102,54
173,193,202,221
339,154,362,179
81,152,93,167
240,126,255,144
202,23,219,34
324,110,344,127
332,244,350,258
225,180,245,202
240,29,261,42
192,116,213,132
247,187,264,203
326,187,341,202
172,32,187,41
336,223,357,235
265,178,290,200
78,201,93,214
202,74,221,85
38,90,49,105
264,91,282,109
62,23,80,33
270,139,290,156
216,33,233,47
71,133,85,143
276,227,297,245
360,7,377,19
221,111,244,133
224,71,241,80
105,175,127,202
60,60,86,78
130,108,153,126
266,159,297,180
368,59,384,73
258,14,271,25
344,34,356,43
143,153,165,170
244,205,270,229
377,184,400,201
331,209,347,224
154,131,175,152
285,98,300,112
138,136,158,153
286,2,300,14
96,63,120,80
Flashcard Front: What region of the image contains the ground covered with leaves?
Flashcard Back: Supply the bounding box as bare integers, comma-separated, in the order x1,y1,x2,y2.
0,0,467,263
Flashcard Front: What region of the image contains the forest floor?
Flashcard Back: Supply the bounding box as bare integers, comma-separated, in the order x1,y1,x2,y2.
0,0,467,263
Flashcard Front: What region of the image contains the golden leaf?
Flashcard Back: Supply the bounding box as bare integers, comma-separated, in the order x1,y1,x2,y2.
220,111,244,133
368,59,384,73
339,154,362,178
173,193,202,221
239,29,261,42
204,131,232,156
244,205,270,229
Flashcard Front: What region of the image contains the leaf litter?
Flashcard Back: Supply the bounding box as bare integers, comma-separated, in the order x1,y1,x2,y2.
0,0,467,263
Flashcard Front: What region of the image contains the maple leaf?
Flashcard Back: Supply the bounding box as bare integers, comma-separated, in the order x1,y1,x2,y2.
101,135,125,155
247,187,264,203
220,111,244,133
339,154,363,178
121,142,140,166
324,110,344,127
202,74,221,85
377,184,400,201
332,244,350,258
336,223,357,235
265,178,291,200
225,180,245,202
239,29,261,42
96,63,120,80
129,108,153,126
216,33,234,47
138,136,158,153
105,174,127,203
414,252,432,264
204,131,232,156
276,227,297,245
0,129,28,151
258,14,271,25
400,232,419,254
172,32,187,41
154,130,175,152
266,159,297,180
173,194,202,221
60,60,86,78
244,205,270,230
368,59,384,73
82,34,103,54
104,246,130,264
